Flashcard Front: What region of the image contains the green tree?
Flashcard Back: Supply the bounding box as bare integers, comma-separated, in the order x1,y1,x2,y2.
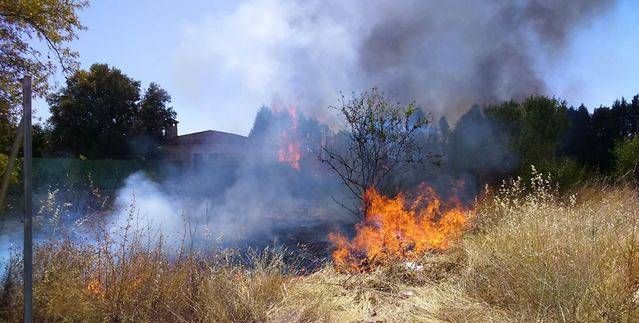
48,65,177,159
560,105,594,165
0,0,88,110
132,83,176,158
48,64,141,158
138,83,176,141
517,96,568,166
0,101,16,154
614,135,639,180
486,95,568,171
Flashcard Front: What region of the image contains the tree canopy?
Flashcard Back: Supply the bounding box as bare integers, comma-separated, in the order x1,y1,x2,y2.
48,64,176,159
0,0,87,110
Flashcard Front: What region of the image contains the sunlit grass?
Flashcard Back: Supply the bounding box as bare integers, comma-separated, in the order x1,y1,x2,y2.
1,173,638,321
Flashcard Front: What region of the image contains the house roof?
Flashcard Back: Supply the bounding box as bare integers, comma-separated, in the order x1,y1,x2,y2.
166,130,248,146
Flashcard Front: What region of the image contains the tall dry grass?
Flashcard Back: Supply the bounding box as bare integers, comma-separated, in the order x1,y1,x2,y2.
1,171,638,322
464,169,639,321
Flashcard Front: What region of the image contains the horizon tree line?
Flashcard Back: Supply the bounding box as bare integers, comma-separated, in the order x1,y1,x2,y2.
1,61,637,191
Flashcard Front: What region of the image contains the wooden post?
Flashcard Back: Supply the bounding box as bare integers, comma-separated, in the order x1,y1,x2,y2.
22,76,32,323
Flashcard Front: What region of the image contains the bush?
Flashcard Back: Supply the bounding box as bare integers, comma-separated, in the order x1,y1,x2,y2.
614,136,639,181
33,158,143,192
524,159,593,189
0,153,20,186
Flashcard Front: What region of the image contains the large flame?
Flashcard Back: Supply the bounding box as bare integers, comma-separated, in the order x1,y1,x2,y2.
329,184,468,272
276,105,302,170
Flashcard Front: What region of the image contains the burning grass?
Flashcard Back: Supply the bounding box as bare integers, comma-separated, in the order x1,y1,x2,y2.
1,173,639,321
329,184,468,272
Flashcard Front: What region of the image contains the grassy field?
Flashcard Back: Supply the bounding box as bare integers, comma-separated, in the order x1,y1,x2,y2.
1,174,638,322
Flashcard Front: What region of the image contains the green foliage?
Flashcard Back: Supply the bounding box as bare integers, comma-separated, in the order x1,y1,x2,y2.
486,95,568,170
585,96,639,171
33,158,143,191
138,82,176,142
0,0,87,110
0,105,17,154
614,135,639,179
523,158,592,189
0,153,20,185
48,64,176,159
560,105,594,166
48,64,140,158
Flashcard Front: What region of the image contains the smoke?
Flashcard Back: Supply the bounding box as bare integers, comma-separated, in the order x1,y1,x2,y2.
174,0,617,134
107,110,346,253
0,1,620,267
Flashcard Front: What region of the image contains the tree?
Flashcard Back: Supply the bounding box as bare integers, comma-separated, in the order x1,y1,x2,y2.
0,0,87,110
614,135,639,180
48,64,141,158
320,88,429,214
133,83,176,157
0,100,15,154
438,116,451,144
631,95,639,134
516,96,568,167
485,95,568,171
560,105,593,164
134,82,176,158
248,106,273,139
48,64,177,159
448,105,516,182
591,106,619,171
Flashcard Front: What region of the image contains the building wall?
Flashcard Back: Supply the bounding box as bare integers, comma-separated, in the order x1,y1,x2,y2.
166,141,247,168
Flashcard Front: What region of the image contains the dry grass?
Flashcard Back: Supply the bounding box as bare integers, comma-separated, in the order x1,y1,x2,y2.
1,172,638,322
465,171,639,321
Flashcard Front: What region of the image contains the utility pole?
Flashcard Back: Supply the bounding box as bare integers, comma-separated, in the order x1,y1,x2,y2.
22,76,33,323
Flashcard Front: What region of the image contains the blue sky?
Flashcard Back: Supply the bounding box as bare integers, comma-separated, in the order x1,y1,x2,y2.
34,0,639,136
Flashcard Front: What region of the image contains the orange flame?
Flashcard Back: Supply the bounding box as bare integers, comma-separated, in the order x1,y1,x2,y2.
329,184,468,272
86,278,104,296
276,105,302,170
278,138,301,170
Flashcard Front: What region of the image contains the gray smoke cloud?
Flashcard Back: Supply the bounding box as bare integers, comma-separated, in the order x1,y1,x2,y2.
358,0,615,119
174,0,617,134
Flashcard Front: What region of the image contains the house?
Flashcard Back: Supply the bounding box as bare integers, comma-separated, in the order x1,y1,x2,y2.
162,121,248,169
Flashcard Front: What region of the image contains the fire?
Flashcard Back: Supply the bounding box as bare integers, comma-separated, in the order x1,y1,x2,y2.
278,138,301,170
86,278,104,296
329,184,468,272
275,105,302,170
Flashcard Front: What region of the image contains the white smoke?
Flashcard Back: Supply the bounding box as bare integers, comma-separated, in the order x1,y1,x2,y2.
172,0,617,134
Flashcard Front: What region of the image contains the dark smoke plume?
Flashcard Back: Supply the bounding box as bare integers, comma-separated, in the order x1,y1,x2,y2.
175,0,617,134
355,0,616,119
